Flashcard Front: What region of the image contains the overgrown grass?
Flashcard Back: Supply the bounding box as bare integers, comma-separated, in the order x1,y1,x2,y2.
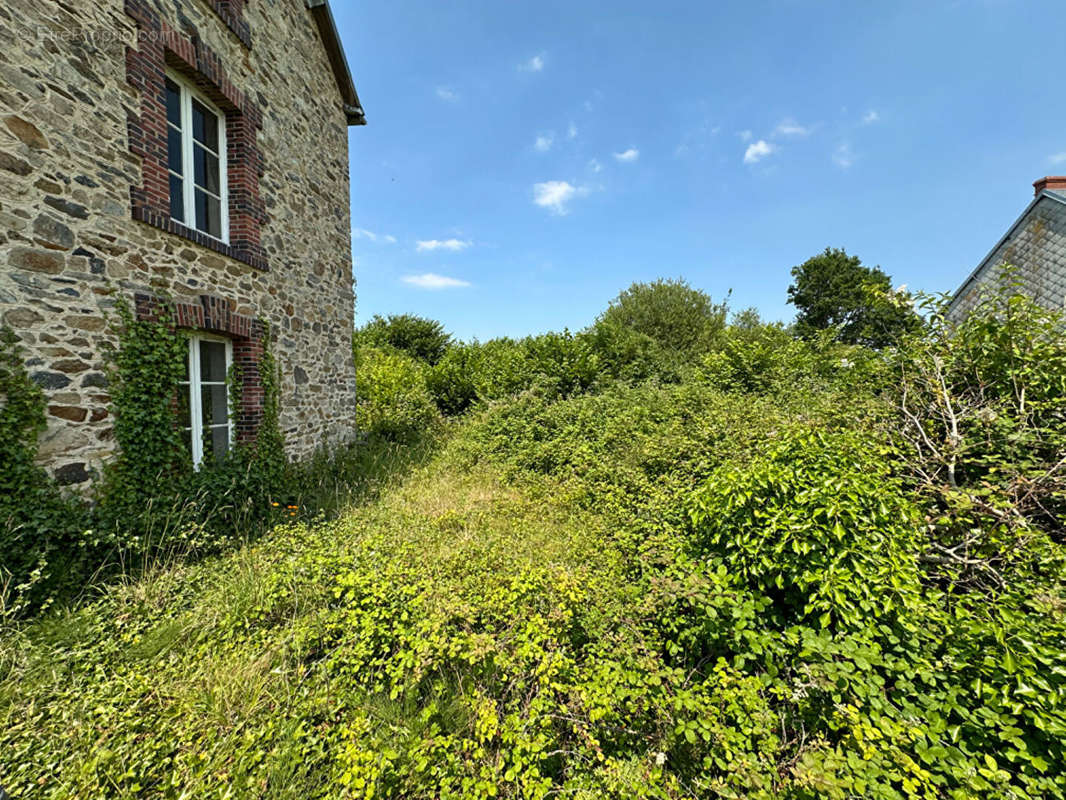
2,291,1063,798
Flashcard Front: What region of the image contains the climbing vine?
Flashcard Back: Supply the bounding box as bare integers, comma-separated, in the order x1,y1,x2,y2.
98,297,190,523
0,326,87,615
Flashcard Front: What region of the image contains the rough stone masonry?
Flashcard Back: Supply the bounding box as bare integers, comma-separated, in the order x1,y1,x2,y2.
0,0,362,486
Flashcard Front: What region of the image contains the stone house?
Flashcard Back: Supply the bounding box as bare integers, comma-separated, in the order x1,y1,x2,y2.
948,176,1066,321
0,0,364,486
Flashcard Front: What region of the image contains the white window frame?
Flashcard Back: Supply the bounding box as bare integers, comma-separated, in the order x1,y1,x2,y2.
166,69,230,244
182,334,235,469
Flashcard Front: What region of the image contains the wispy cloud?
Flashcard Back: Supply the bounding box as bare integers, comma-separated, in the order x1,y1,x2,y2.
743,140,776,164
774,118,812,137
532,181,588,215
737,130,753,142
588,159,603,173
613,148,640,163
861,110,881,125
534,133,554,152
1049,152,1066,166
416,238,471,253
520,52,545,72
567,122,578,140
353,228,397,244
435,86,459,102
833,142,856,169
402,273,471,290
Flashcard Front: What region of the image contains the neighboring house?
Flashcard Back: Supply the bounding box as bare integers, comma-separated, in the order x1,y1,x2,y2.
0,0,365,486
948,176,1066,321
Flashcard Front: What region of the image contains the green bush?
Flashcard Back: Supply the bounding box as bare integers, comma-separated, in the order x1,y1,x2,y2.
687,427,924,630
356,346,441,440
355,314,452,365
594,278,727,356
0,327,89,614
427,332,600,416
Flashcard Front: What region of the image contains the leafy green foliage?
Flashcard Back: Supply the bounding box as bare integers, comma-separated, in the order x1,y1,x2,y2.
98,299,190,519
788,247,921,347
356,345,441,439
0,327,89,614
355,314,453,365
595,277,727,355
2,278,1064,798
426,332,600,416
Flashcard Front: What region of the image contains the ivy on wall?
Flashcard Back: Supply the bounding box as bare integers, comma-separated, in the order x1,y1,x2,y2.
1,297,293,615
99,298,190,520
0,327,87,615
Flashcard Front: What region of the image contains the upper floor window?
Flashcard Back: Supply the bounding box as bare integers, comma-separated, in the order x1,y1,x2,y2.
178,335,234,468
166,72,228,243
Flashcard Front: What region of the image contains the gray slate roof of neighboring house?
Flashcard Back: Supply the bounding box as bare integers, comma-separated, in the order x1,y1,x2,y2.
306,0,366,126
948,189,1066,314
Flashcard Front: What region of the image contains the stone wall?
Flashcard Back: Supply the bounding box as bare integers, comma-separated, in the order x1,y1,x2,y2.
0,0,359,487
949,193,1066,322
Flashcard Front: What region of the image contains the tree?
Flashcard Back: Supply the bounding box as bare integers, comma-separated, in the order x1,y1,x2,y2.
787,248,919,347
354,314,452,365
595,278,727,355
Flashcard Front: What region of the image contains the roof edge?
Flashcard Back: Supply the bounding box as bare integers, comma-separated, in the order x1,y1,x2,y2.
947,189,1066,311
305,0,366,126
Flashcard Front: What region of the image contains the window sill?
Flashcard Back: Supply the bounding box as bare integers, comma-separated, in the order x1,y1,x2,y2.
132,204,268,271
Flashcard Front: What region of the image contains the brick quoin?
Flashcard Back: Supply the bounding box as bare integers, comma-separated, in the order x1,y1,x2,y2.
135,292,266,443
124,0,268,270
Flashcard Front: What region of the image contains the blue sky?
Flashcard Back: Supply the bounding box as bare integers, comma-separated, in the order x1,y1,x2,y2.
333,0,1066,341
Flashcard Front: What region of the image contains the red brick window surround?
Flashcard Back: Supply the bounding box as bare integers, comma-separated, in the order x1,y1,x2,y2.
125,0,268,270
135,292,266,444
206,0,252,49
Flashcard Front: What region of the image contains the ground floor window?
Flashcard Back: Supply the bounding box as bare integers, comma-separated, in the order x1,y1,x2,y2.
179,334,233,467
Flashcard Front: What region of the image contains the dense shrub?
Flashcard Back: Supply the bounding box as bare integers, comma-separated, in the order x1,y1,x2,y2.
699,318,887,397
595,277,727,355
427,332,600,416
355,313,452,365
0,327,89,614
894,285,1066,589
356,345,441,439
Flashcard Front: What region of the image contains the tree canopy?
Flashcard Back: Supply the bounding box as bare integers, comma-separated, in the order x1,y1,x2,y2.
788,247,920,347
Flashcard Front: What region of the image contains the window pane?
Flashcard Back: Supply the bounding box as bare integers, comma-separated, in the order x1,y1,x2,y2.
199,340,227,381
192,100,219,152
165,80,181,127
202,424,229,465
167,126,183,174
169,175,185,222
195,189,222,238
194,145,220,195
201,384,228,428
177,383,191,428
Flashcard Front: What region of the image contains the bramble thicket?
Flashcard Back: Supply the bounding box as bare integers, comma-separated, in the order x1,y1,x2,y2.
0,274,1063,798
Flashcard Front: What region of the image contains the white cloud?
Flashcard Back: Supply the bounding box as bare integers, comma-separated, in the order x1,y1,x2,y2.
774,118,812,137
353,228,396,244
416,238,471,252
1049,152,1066,165
588,158,603,173
567,122,578,140
402,273,471,290
532,180,587,215
613,148,640,163
534,133,554,152
833,142,856,169
743,140,775,164
520,53,545,72
436,86,459,102
861,110,880,125
738,129,753,142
